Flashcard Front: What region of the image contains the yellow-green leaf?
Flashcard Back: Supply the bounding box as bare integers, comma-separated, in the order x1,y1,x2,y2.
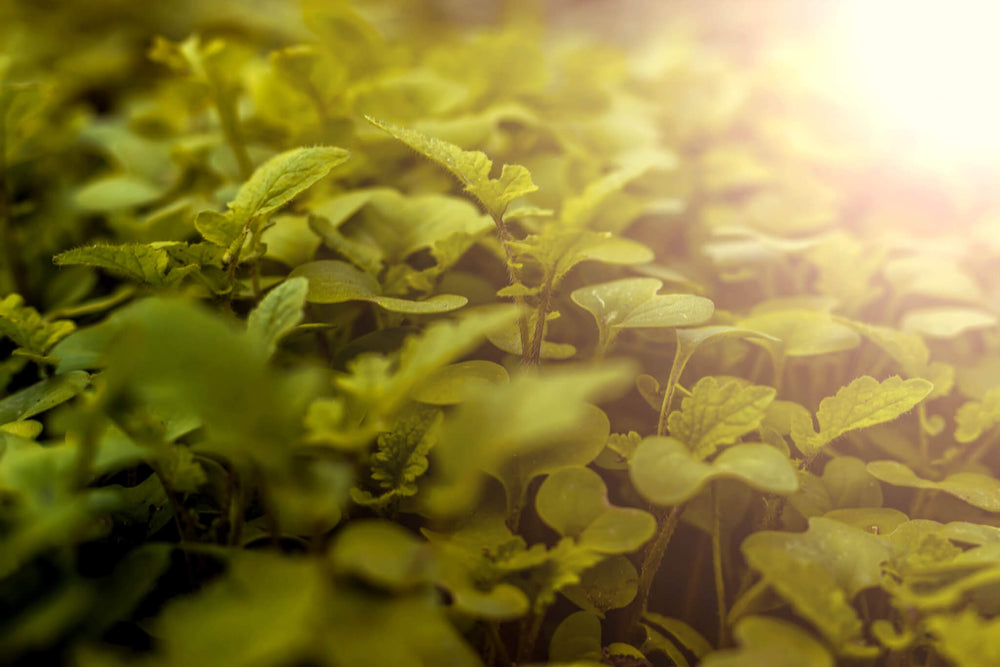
667,376,776,459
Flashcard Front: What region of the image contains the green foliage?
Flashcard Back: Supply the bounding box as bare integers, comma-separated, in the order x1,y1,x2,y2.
4,1,1000,665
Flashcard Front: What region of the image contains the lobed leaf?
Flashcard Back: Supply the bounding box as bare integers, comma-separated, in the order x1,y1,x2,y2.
667,376,776,459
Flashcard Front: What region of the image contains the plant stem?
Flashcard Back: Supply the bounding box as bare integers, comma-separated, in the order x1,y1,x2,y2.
712,484,729,647
516,608,546,663
486,622,512,667
491,213,531,364
625,504,683,633
526,272,555,365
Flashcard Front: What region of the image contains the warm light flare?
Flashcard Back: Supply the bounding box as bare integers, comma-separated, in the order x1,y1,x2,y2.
843,1,1000,158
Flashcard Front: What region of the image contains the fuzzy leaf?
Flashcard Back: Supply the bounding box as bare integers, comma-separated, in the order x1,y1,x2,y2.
366,115,536,218
0,294,76,356
792,376,933,455
867,460,1000,512
229,146,349,224
247,277,309,357
630,437,798,506
954,386,1000,442
290,260,467,313
667,376,776,459
54,244,193,287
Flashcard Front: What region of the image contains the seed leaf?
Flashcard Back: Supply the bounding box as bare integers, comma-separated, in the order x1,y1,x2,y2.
867,460,1000,512
630,437,798,506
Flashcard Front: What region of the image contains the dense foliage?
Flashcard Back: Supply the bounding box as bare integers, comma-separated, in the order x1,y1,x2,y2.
3,1,1000,665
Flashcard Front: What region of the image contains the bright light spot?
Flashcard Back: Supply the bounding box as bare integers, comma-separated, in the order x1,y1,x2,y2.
843,1,1000,159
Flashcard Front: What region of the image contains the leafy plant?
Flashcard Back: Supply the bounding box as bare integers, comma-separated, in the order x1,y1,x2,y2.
2,1,999,665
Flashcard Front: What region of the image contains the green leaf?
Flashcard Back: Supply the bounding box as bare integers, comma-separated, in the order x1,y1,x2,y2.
53,244,195,287
290,260,467,313
630,437,798,506
73,174,165,212
411,360,509,405
426,362,635,515
901,306,998,339
867,460,1000,512
329,519,436,591
792,376,934,455
742,517,890,598
366,115,536,219
571,278,713,350
643,613,713,659
355,406,441,507
229,146,350,224
955,386,1000,442
536,466,655,553
247,277,309,357
927,609,1000,666
0,371,89,424
739,546,865,650
549,610,603,663
488,403,609,517
701,616,834,667
509,229,653,285
0,294,76,356
737,309,860,358
561,555,639,616
667,376,776,459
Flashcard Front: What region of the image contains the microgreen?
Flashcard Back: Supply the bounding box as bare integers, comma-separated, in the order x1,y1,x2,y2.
3,1,1000,665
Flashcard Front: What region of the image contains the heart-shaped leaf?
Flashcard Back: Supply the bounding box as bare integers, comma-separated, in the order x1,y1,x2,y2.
630,437,798,506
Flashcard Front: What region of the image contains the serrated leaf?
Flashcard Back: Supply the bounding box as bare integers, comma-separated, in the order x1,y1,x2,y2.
229,146,349,224
367,407,441,500
630,437,798,506
289,260,467,313
366,115,536,218
53,244,193,287
0,294,76,356
667,376,775,459
954,386,1000,442
247,277,309,358
867,460,1000,512
792,376,933,455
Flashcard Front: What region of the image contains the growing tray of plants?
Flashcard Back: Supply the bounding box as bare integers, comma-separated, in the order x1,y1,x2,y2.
2,1,1000,665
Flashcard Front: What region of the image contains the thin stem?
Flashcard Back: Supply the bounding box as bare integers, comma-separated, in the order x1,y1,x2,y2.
526,272,555,366
657,344,685,436
486,622,512,667
624,504,683,634
712,484,729,647
516,608,546,664
491,213,531,364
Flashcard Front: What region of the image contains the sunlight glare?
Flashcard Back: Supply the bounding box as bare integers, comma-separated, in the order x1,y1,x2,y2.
844,1,1000,158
